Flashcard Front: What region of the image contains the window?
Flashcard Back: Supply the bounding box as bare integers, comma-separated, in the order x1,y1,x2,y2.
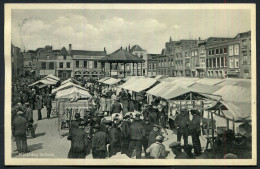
243,51,247,64
235,57,239,68
84,61,87,68
212,58,216,68
220,57,224,67
217,58,220,67
229,57,234,68
209,50,211,56
135,53,138,56
242,39,247,47
206,59,209,67
212,50,215,55
216,49,219,55
209,58,212,68
59,62,63,68
89,61,93,68
234,44,239,55
229,46,233,56
29,62,32,66
140,53,143,59
220,48,223,54
192,51,194,56
49,62,54,69
41,62,46,69
224,56,227,67
76,61,79,68
67,62,70,68
194,51,197,56
94,61,97,68
224,48,227,54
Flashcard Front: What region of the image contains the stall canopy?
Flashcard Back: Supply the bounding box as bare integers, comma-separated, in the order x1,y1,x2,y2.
207,85,251,122
196,78,224,86
188,83,222,94
43,74,60,81
29,78,57,87
98,77,110,83
55,86,91,100
61,78,82,85
52,82,87,94
146,82,170,96
102,78,121,85
119,76,142,89
123,77,158,92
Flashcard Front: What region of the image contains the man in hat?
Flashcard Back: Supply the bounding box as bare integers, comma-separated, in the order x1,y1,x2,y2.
12,111,29,154
92,124,107,159
107,120,122,157
46,94,52,119
148,108,159,125
148,124,162,147
24,103,35,138
157,104,166,128
169,141,188,159
35,95,43,120
146,135,170,159
67,121,91,158
111,99,123,119
121,115,131,154
189,109,201,156
142,117,154,157
74,113,84,126
127,113,145,159
175,108,190,149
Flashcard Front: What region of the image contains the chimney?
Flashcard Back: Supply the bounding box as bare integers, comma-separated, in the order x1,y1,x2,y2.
120,46,122,50
69,44,72,54
104,47,106,52
126,46,127,51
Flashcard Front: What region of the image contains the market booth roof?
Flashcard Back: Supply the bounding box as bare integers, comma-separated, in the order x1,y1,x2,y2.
119,76,142,89
98,77,110,83
123,77,157,92
99,48,144,63
43,74,60,81
56,86,91,100
61,78,82,85
102,78,121,85
29,78,57,87
52,82,87,94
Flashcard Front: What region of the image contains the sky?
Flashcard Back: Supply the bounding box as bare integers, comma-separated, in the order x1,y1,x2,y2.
11,9,251,54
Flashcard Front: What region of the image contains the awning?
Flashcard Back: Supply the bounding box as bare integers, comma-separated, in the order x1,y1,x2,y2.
61,78,82,85
102,78,121,85
29,78,57,87
43,74,60,81
119,76,142,89
98,77,110,83
146,82,169,96
56,86,92,100
160,85,190,100
188,83,222,94
123,77,157,92
196,78,224,86
52,82,87,94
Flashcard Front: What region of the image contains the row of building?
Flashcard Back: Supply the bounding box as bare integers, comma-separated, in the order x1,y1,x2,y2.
11,30,251,80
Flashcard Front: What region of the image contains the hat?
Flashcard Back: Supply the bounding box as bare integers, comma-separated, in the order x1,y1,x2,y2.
123,115,130,119
135,113,141,117
75,113,80,118
97,112,104,117
224,153,238,159
153,124,161,128
17,111,24,115
169,141,181,148
93,124,100,129
155,135,164,142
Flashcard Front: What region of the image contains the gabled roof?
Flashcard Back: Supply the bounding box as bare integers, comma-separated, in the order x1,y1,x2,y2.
37,51,57,60
234,31,251,39
71,50,106,56
130,45,144,52
99,48,144,63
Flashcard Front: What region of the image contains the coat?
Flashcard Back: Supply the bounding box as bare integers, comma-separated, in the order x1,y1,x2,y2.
129,120,145,140
143,122,154,139
67,127,91,154
149,111,159,124
46,96,52,109
111,102,122,114
35,96,43,110
92,130,107,152
189,114,201,133
25,107,33,122
121,120,131,139
12,115,28,136
107,127,122,156
175,112,190,132
148,130,161,147
147,142,169,159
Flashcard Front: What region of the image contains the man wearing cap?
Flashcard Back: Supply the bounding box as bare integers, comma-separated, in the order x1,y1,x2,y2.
127,113,145,159
35,95,43,120
46,94,52,119
148,124,162,147
107,121,122,157
146,135,170,159
169,141,188,159
25,103,35,138
92,124,107,158
121,115,131,154
142,117,154,157
12,111,29,154
67,121,91,158
189,109,202,156
175,109,190,149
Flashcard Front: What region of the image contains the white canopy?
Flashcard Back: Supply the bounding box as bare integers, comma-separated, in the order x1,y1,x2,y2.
61,78,82,85
102,78,121,85
52,82,87,94
98,77,110,83
123,77,157,92
56,86,91,100
29,78,57,87
43,74,60,81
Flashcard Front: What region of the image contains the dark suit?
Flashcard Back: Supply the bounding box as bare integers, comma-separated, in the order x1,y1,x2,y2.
46,96,52,119
13,115,28,153
189,114,201,155
175,112,190,148
110,102,122,114
92,130,107,158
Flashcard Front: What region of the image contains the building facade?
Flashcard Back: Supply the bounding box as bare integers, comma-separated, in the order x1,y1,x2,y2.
147,54,159,76
130,45,147,76
11,44,24,79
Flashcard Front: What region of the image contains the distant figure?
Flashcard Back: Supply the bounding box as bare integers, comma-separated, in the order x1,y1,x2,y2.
142,117,153,156
148,124,162,147
92,124,107,159
169,141,188,159
175,109,190,148
121,115,131,154
146,135,170,159
12,111,29,154
25,103,35,138
189,109,201,156
46,94,52,119
35,95,43,120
